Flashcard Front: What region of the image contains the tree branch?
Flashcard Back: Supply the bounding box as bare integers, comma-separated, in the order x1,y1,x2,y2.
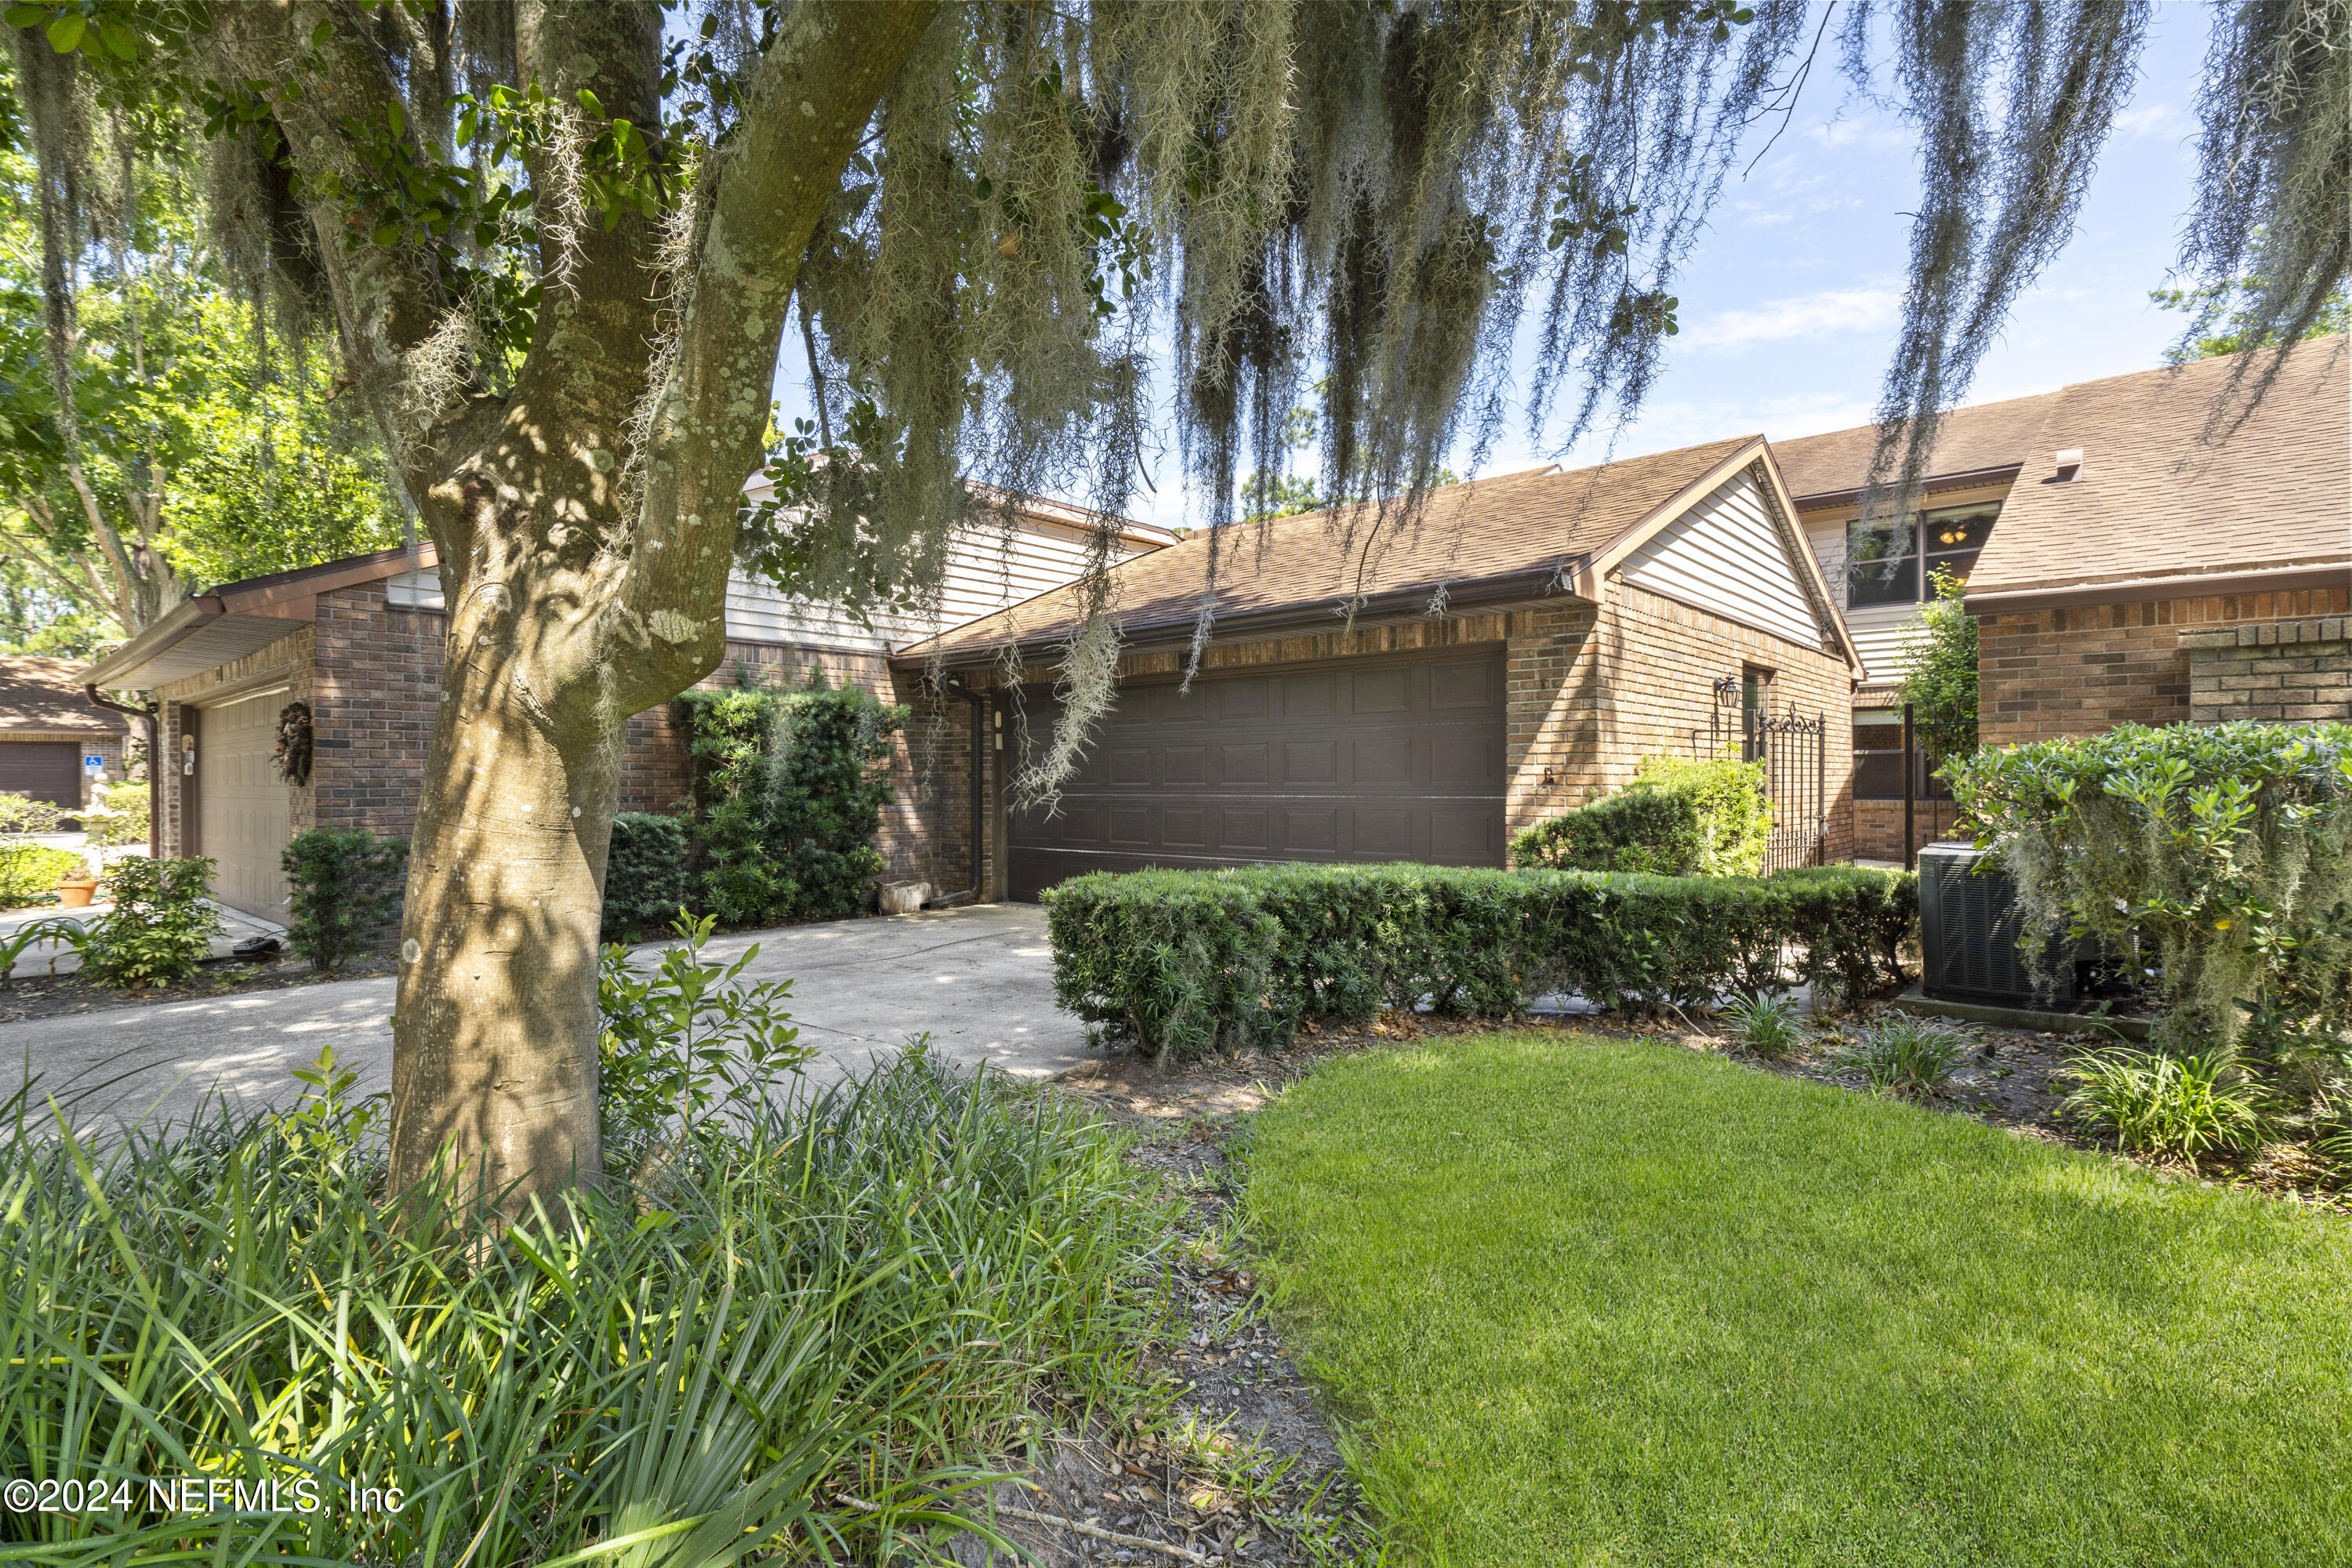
606,0,940,711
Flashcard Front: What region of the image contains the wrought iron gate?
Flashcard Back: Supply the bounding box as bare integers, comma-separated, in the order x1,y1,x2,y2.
1700,677,1828,873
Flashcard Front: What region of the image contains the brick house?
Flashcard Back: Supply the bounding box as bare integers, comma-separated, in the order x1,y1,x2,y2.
898,437,1863,900
84,500,1174,920
1773,335,2350,860
0,655,132,820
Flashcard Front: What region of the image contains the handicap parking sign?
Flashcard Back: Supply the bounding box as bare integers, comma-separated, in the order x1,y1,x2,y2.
83,755,103,771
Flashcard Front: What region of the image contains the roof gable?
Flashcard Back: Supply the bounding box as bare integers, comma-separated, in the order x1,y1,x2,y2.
1618,468,1830,649
906,437,1774,663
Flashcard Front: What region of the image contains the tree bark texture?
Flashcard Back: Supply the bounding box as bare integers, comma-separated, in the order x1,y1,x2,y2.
209,0,940,1213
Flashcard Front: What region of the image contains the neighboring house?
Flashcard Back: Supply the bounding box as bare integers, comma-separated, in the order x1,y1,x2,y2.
0,656,131,818
1774,335,2350,859
85,502,1174,920
899,437,1862,900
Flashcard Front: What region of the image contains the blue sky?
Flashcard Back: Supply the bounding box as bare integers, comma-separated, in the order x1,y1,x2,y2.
775,4,2214,533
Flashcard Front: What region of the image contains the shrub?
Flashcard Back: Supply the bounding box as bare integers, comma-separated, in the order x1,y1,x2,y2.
602,812,690,940
1512,754,1769,877
1723,989,1804,1058
78,856,223,988
674,669,906,927
597,911,811,1142
281,828,408,974
0,791,67,835
2060,1047,2263,1162
0,844,80,909
1945,721,2352,1070
1831,1014,1966,1098
0,1040,1171,1565
1045,862,1917,1059
90,779,150,849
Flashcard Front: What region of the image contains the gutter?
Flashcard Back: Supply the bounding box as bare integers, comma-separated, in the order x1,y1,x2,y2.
84,596,226,690
84,684,160,858
1966,561,2350,615
1788,463,2025,514
895,561,1577,672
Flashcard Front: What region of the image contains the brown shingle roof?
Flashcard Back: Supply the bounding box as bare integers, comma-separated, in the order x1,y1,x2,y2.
0,656,128,734
1966,336,2350,600
905,436,1764,661
1769,390,2061,503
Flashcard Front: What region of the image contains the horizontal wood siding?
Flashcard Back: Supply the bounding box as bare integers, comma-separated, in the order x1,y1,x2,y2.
390,517,1160,655
1620,471,1821,648
1802,520,1930,682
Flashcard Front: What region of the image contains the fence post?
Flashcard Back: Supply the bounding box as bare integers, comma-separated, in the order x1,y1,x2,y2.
1902,701,1916,872
1815,713,1826,867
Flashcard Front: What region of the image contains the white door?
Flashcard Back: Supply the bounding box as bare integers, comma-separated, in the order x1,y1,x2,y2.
198,689,292,920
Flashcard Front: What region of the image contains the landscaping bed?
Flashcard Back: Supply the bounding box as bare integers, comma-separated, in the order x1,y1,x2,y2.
1240,1028,2352,1567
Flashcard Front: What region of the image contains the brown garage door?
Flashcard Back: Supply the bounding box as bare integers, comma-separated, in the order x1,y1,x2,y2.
0,741,82,810
198,689,292,920
1007,651,1507,900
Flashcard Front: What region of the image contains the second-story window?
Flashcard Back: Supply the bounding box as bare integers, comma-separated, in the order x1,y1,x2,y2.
1845,501,2001,608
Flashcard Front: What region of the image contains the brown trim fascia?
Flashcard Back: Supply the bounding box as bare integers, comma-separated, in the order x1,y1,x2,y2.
892,565,1578,671
83,595,227,689
1788,463,2025,515
221,542,441,616
1966,562,2350,615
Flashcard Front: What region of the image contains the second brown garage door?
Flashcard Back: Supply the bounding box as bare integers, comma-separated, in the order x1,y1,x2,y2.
0,741,82,811
1007,651,1507,900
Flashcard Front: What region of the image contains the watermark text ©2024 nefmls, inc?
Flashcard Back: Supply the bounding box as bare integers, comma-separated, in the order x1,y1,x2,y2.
4,1473,406,1518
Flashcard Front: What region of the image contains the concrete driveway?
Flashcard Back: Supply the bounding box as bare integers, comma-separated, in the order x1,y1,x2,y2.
1,903,1085,1131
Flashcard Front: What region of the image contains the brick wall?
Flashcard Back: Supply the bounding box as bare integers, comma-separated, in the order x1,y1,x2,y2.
1853,798,1964,863
310,588,444,840
1504,585,1857,866
1980,584,2352,746
2180,615,2352,725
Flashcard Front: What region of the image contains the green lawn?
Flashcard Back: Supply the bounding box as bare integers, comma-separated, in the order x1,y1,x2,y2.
1244,1032,2352,1567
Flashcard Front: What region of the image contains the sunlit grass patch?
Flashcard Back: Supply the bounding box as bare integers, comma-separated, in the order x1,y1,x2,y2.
1246,1031,2352,1567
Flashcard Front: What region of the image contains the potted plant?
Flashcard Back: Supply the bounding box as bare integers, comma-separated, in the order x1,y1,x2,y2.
54,857,100,909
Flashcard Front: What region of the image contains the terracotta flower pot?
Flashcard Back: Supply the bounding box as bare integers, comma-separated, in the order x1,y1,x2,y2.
55,879,97,909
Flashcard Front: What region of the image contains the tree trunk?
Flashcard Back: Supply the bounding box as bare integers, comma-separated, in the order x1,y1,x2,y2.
385,539,624,1209
208,0,947,1215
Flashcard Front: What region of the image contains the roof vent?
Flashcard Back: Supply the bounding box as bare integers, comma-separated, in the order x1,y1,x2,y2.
2053,447,2084,478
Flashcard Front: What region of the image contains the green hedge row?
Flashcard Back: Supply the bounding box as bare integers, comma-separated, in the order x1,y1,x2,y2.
1044,862,1917,1058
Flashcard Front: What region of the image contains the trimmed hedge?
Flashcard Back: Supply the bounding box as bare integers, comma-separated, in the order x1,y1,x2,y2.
603,812,690,941
1512,755,1770,877
1045,862,1916,1058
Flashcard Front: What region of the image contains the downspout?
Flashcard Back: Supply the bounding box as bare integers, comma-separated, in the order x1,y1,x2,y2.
924,677,988,909
85,684,159,858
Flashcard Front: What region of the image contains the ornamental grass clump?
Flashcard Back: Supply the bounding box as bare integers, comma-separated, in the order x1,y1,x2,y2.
0,1039,1171,1565
1945,721,2352,1116
1721,989,1804,1059
1832,1015,1965,1098
2060,1046,2263,1163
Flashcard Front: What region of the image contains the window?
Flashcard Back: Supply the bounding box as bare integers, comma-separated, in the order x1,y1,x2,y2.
1852,708,1954,800
1740,666,1774,760
1845,501,2001,608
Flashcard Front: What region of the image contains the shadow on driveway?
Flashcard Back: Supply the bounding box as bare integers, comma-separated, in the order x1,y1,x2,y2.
1,903,1083,1131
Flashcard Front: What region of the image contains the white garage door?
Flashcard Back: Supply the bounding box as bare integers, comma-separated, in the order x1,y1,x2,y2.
199,689,291,920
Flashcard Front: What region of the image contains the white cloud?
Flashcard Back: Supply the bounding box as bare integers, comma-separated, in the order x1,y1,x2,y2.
2111,102,2193,140
1680,288,1902,350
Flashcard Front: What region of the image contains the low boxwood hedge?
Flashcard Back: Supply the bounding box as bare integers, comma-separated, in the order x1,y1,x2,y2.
1044,862,1916,1058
